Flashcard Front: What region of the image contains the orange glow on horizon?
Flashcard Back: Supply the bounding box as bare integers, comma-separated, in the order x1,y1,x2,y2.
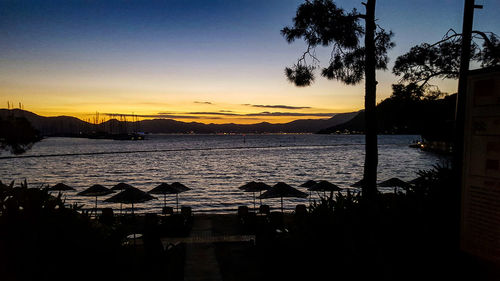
12,107,358,125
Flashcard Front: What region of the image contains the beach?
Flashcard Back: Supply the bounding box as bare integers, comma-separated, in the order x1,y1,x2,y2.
2,163,497,281
117,211,310,281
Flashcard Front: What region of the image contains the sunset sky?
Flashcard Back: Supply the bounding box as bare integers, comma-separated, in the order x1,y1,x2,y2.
1,0,499,124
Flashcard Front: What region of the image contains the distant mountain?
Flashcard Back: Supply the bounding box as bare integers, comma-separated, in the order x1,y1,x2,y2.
0,109,358,135
0,109,89,136
136,111,358,134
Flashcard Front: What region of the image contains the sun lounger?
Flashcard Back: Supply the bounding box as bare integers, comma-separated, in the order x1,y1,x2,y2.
259,204,270,215
99,207,114,226
238,205,249,218
293,204,308,227
237,206,257,234
295,204,307,214
181,206,193,228
181,206,192,217
162,206,174,216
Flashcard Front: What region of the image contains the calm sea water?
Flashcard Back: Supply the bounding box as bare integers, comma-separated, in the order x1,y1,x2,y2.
1,134,445,213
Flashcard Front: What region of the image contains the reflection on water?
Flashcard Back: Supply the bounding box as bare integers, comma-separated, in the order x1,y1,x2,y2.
1,134,445,213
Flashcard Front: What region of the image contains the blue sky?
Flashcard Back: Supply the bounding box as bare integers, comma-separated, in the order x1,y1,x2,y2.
1,0,499,123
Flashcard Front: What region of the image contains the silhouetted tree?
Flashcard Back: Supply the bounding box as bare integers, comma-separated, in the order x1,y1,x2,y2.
282,0,394,198
390,83,444,101
0,116,41,154
392,29,500,97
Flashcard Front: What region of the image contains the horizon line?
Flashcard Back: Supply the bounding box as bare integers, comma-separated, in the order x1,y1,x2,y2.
1,108,360,126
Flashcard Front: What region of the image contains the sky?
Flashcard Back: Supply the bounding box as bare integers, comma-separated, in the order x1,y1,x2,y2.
1,0,499,124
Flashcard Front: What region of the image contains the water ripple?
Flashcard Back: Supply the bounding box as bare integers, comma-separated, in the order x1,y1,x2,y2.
0,134,444,213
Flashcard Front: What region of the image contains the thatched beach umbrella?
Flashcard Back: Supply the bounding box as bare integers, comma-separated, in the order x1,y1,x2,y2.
167,182,191,212
309,180,342,197
104,187,155,215
351,178,366,188
49,183,75,203
148,183,177,208
111,182,135,213
258,182,308,213
111,182,134,191
378,177,411,191
409,175,429,186
299,180,317,203
49,183,75,191
77,184,114,214
299,180,317,188
171,182,190,192
239,181,271,210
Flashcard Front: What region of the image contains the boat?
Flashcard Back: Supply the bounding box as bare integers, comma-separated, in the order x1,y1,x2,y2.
112,133,145,141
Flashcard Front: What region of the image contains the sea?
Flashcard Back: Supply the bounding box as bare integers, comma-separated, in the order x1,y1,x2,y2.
0,134,447,213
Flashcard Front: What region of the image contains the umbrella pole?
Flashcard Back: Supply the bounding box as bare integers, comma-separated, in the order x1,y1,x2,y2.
253,192,256,211
259,191,262,206
120,203,122,215
95,196,98,218
164,194,167,208
281,196,284,213
176,194,179,213
132,203,136,245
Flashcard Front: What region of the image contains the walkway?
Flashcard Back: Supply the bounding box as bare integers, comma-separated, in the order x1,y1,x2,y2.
169,217,253,281
183,218,222,281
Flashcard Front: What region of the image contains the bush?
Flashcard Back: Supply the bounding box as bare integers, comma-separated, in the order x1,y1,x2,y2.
267,164,465,281
0,180,122,281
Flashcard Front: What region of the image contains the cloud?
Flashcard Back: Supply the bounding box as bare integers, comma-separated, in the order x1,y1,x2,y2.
162,111,335,117
104,111,336,120
194,101,213,105
243,104,311,110
187,111,240,116
104,113,203,119
245,112,335,117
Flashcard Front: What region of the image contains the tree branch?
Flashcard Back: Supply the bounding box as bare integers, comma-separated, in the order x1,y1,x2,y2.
429,34,461,47
416,70,459,89
472,30,500,59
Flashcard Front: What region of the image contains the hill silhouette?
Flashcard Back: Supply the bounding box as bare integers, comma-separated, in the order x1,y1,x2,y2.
318,94,456,140
0,109,358,136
